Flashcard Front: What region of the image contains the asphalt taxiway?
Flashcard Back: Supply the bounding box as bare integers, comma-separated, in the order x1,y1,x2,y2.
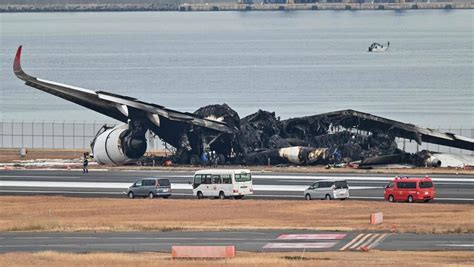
0,230,472,253
0,170,473,203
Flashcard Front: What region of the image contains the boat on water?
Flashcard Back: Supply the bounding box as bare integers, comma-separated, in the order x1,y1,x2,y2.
368,41,390,52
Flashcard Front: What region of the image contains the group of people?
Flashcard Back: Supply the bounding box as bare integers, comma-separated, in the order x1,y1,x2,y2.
201,150,219,167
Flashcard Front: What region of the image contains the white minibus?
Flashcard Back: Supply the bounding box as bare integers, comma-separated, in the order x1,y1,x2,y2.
192,169,253,199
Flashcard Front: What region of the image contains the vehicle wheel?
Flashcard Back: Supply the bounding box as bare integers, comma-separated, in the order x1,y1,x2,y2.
325,194,332,200
340,198,346,201
234,195,244,200
197,191,204,199
163,196,169,199
424,199,430,203
127,192,134,199
219,191,225,200
388,195,395,202
305,194,311,201
407,195,414,203
148,192,154,199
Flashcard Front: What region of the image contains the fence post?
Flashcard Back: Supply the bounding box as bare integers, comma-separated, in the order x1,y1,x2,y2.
448,127,451,153
63,121,65,149
11,121,14,148
472,128,474,156
21,121,24,148
52,121,55,149
0,121,3,148
42,121,45,149
73,121,75,149
31,122,34,148
83,121,86,149
437,127,440,153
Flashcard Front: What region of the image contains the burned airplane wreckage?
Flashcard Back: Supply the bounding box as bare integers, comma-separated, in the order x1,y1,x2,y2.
178,106,474,167
13,46,474,167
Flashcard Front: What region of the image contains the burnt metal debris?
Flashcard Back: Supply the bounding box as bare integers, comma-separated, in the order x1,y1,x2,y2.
182,105,473,167
14,46,473,167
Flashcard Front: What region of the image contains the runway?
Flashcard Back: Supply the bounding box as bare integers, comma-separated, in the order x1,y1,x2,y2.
0,230,472,253
1,170,473,203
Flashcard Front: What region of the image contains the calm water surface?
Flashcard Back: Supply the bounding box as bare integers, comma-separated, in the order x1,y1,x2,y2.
1,10,472,128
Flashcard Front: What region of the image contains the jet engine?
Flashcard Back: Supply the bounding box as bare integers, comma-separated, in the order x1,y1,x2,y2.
91,123,147,165
425,156,441,167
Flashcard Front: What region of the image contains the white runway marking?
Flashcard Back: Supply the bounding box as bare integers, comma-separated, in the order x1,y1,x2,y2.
5,170,473,183
0,190,123,195
263,242,337,249
339,233,391,251
339,234,364,251
436,244,474,247
0,175,81,179
368,234,390,249
277,234,347,240
0,181,130,189
0,181,379,191
252,175,474,183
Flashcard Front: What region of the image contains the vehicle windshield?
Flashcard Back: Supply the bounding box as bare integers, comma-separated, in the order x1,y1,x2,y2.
158,179,170,187
235,173,251,182
335,181,348,189
419,181,433,188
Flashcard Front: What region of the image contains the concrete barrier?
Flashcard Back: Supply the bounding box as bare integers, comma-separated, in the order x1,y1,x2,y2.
171,246,235,259
370,212,383,225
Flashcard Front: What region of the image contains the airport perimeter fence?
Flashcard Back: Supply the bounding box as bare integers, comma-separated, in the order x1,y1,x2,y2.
0,121,164,152
0,121,472,155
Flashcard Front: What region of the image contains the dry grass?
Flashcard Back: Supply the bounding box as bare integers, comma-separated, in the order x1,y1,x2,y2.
0,251,473,267
0,196,472,233
0,148,84,163
0,148,167,164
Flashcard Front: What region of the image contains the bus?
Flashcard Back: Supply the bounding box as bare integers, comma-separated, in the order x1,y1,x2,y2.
192,169,253,199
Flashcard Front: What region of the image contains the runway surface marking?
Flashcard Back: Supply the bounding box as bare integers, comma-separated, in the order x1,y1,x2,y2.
339,233,390,251
0,175,81,179
3,172,474,183
436,244,474,247
0,190,123,195
0,181,379,191
277,234,347,240
262,232,348,250
263,242,337,249
253,175,474,183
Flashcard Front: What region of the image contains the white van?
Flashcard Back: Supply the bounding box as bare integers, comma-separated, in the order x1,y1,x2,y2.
192,169,253,199
303,180,349,200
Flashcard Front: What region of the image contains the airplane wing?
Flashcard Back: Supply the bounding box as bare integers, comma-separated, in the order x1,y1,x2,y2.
13,45,233,133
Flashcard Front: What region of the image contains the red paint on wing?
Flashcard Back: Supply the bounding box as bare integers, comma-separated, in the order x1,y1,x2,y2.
13,45,23,73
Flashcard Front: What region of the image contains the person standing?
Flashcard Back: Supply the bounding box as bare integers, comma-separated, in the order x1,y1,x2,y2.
82,153,89,174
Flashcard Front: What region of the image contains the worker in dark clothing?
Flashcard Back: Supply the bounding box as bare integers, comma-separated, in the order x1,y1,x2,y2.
82,153,89,174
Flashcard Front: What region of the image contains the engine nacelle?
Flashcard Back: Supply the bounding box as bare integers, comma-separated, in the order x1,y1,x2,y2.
425,156,441,167
92,124,147,165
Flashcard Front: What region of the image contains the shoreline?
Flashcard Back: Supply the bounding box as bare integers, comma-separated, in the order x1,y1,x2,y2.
1,2,472,13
